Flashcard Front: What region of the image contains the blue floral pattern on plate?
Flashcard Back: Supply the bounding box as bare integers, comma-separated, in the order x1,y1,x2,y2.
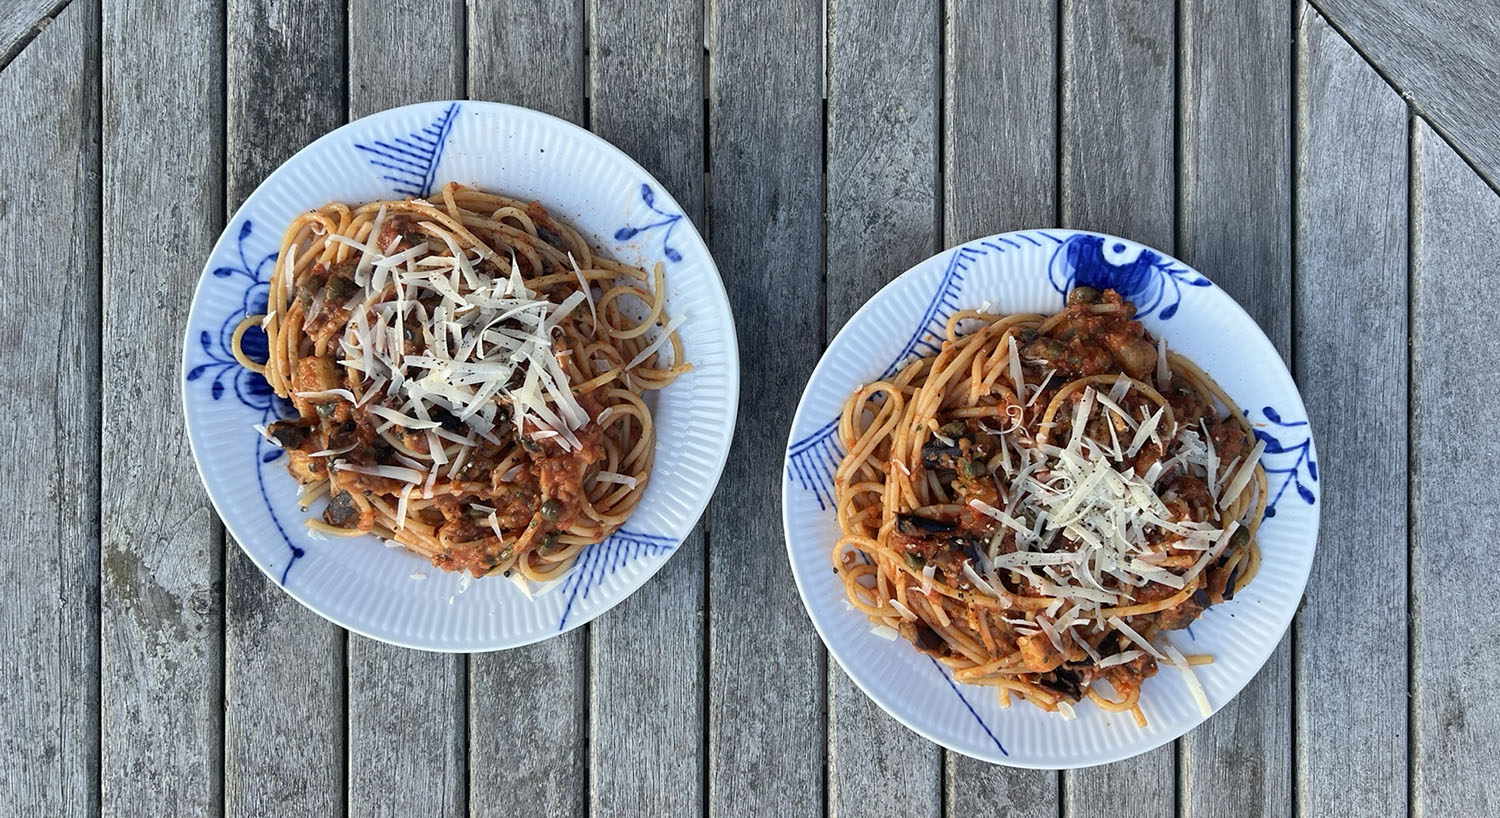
355,102,460,198
184,219,304,582
1048,233,1210,319
1248,406,1319,516
556,529,678,630
615,184,685,263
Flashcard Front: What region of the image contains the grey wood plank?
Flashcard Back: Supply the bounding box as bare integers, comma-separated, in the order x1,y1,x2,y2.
950,764,1060,818
101,0,223,812
1412,118,1500,817
826,0,941,812
944,0,1058,244
1293,9,1409,818
944,1,1059,811
345,3,466,817
1311,0,1500,190
468,0,584,122
587,0,707,815
349,0,463,114
706,0,825,814
1061,0,1173,250
0,0,64,67
469,637,585,816
0,1,99,815
464,4,588,816
1178,1,1293,817
223,1,347,815
1060,0,1175,811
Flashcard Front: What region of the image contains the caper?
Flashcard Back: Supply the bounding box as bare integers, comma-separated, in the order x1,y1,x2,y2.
1022,337,1068,364
1018,328,1038,343
962,459,988,478
1067,286,1101,305
536,532,562,556
540,499,562,521
904,552,926,571
323,274,356,302
315,401,337,418
939,420,967,437
1230,527,1251,548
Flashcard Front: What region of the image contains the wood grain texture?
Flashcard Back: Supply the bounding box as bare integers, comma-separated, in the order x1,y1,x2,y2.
1178,2,1293,817
1293,9,1409,818
348,0,463,116
949,763,1060,818
1061,0,1173,249
0,0,64,66
348,645,467,818
1412,118,1500,818
465,4,588,817
706,0,825,814
945,0,1057,243
944,1,1059,812
101,0,224,812
0,1,99,815
826,0,941,812
346,3,466,816
468,0,584,121
587,0,707,815
223,2,347,815
469,635,586,818
1311,0,1500,190
1060,0,1176,811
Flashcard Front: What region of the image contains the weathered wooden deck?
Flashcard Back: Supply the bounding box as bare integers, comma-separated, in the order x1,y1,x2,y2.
5,0,1499,815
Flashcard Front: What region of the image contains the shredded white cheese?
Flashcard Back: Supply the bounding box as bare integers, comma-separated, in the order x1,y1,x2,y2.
625,312,687,370
1162,642,1212,716
888,598,919,622
869,624,902,641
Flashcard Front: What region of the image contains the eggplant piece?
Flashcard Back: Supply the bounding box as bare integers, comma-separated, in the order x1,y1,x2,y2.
953,536,986,566
921,420,972,471
265,420,311,449
1104,333,1158,380
1038,667,1085,700
1066,286,1101,305
896,514,957,537
1021,337,1069,368
324,490,359,527
921,440,963,471
536,223,566,249
429,406,463,433
1222,562,1243,601
1157,588,1213,630
912,623,947,656
327,418,358,452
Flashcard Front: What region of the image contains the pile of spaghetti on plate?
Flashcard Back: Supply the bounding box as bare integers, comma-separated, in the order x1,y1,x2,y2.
831,287,1266,726
235,182,689,586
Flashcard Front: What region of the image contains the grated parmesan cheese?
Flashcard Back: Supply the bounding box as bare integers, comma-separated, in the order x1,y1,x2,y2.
888,598,919,621
1161,642,1212,716
593,471,639,490
869,624,902,641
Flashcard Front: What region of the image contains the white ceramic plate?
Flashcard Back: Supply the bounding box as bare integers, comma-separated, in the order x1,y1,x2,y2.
182,101,738,651
782,230,1318,768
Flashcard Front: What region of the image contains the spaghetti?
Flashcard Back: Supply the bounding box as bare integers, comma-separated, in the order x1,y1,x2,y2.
231,182,690,583
832,287,1266,725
